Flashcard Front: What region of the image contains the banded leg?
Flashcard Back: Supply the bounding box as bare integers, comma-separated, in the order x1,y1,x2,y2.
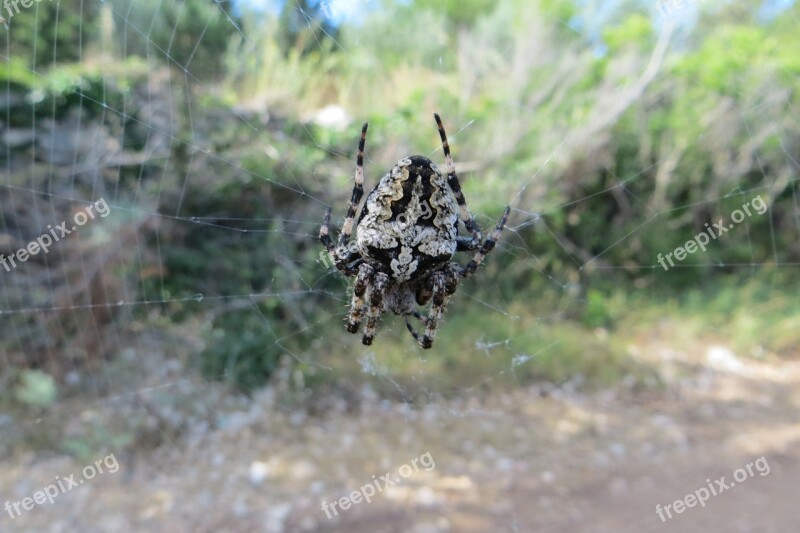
434,113,482,245
404,318,424,346
404,310,428,345
409,310,427,322
347,263,373,333
456,236,479,251
338,122,369,247
461,206,511,279
320,207,335,253
423,272,448,349
416,268,459,349
362,271,390,346
320,208,363,275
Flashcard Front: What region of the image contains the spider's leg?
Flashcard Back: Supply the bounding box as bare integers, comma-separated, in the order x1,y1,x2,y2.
321,209,363,275
456,236,479,252
404,317,424,344
338,122,369,247
410,310,427,322
461,206,510,279
320,207,335,253
434,113,482,245
340,258,365,277
347,263,373,333
415,268,458,349
362,271,389,346
403,310,428,342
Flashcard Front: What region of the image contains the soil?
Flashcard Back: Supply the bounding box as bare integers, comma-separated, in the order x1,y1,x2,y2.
2,337,798,532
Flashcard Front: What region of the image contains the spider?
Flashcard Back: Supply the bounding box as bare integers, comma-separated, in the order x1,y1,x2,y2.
319,114,510,349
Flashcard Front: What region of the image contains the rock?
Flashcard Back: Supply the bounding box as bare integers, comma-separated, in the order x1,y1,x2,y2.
264,502,292,532
249,461,270,486
0,89,27,109
2,128,36,148
309,105,350,130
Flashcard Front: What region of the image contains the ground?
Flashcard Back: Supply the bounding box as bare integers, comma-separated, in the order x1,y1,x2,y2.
1,333,798,532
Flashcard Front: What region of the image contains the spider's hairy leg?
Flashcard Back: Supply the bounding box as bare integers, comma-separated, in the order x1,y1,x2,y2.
414,267,459,349
455,236,479,252
362,271,390,346
434,113,482,245
347,263,373,333
409,310,427,322
320,207,335,252
320,209,362,275
403,310,428,345
404,318,424,346
338,122,369,247
339,258,365,277
461,206,511,279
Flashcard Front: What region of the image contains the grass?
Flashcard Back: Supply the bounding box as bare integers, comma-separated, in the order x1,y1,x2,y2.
285,268,798,404
616,269,800,359
2,270,793,457
3,0,798,456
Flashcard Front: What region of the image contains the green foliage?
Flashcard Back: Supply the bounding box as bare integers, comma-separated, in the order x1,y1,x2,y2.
107,0,238,80
0,57,148,125
61,429,132,462
582,289,613,329
14,370,57,407
5,0,96,67
325,301,657,397
602,13,654,52
346,5,452,70
277,0,339,55
224,18,344,113
200,309,289,391
5,0,799,402
678,25,773,94
410,0,495,26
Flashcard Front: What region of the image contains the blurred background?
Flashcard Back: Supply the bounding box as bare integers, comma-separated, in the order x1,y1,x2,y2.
1,0,798,531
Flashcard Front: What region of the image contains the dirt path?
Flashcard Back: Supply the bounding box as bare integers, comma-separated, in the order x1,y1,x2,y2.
2,338,799,532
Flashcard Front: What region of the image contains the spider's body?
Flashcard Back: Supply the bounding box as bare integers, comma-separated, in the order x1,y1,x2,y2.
356,155,458,283
320,114,510,349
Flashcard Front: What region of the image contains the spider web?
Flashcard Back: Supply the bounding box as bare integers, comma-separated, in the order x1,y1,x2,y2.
1,0,797,531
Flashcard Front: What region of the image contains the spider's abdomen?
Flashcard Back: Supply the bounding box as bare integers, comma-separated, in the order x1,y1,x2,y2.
356,156,458,282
